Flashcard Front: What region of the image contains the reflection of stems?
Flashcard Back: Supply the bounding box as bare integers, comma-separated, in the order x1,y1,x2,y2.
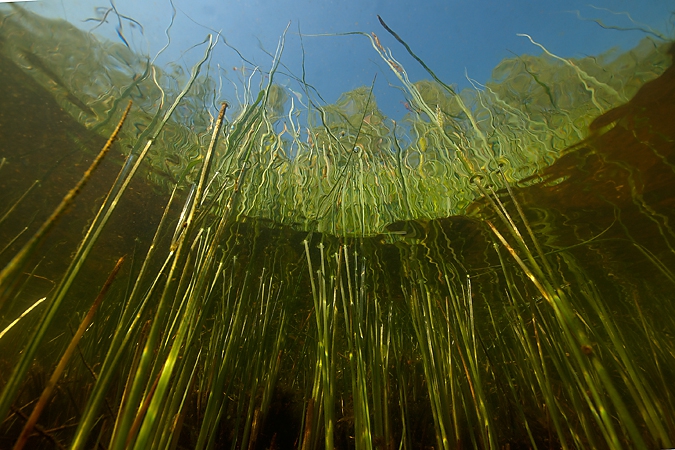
377,15,484,174
13,257,125,450
392,121,411,218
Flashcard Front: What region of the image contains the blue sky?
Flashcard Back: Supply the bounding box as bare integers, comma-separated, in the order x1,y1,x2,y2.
18,0,675,118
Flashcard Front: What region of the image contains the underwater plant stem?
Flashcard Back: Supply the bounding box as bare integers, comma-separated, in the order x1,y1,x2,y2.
0,179,39,228
488,219,651,448
12,256,124,450
9,406,66,450
70,188,177,449
0,227,28,260
492,240,571,449
498,170,556,279
303,239,335,450
0,102,132,425
194,276,248,449
0,100,131,310
133,98,246,447
105,36,217,450
194,102,228,209
0,296,46,341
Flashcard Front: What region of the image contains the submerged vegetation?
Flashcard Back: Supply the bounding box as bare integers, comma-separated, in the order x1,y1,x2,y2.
1,5,675,450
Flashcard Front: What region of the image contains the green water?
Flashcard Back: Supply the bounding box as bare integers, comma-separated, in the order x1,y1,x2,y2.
1,5,674,450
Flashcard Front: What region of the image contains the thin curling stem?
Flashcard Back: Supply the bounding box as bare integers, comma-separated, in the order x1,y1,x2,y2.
377,15,456,96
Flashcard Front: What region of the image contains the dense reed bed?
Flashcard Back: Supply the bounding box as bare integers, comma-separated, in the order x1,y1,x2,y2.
1,5,674,449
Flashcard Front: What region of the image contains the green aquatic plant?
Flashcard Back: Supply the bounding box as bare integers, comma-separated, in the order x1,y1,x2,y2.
1,5,674,450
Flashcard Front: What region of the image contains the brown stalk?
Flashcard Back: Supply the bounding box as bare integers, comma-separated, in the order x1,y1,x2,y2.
12,256,125,450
